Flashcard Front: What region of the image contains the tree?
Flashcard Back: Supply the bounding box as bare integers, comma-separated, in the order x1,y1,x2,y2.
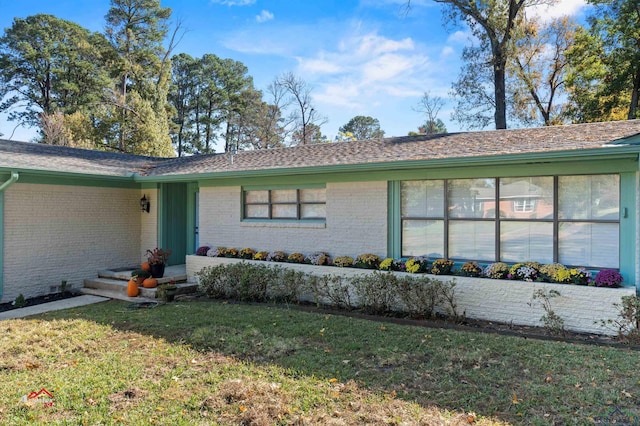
509,17,576,126
407,0,554,129
273,72,327,145
413,92,448,134
417,119,447,135
0,14,111,140
565,0,640,122
291,123,327,145
338,116,385,140
104,0,174,156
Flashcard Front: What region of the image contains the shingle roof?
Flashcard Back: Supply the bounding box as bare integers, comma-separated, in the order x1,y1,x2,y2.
2,120,640,179
0,139,156,177
148,120,640,177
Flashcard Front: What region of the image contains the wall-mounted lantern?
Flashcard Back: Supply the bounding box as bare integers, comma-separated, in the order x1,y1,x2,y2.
140,194,150,213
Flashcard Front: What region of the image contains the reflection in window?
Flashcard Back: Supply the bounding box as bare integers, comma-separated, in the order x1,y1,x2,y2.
399,174,620,269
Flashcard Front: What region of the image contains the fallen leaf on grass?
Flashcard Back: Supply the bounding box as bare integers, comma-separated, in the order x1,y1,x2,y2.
512,392,519,405
622,390,633,398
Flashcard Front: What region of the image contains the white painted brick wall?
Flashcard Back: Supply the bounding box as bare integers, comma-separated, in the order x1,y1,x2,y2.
140,188,158,262
187,256,636,336
2,183,142,302
199,181,388,258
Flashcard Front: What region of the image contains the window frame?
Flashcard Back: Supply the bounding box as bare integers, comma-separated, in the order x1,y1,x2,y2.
400,174,620,269
243,186,326,221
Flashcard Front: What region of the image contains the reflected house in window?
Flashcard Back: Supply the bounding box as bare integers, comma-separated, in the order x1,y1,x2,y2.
475,179,554,219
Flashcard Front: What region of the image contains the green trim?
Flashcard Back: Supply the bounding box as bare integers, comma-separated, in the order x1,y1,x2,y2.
136,148,640,183
242,183,326,191
157,183,165,250
186,183,198,255
619,172,637,289
197,158,638,188
387,181,401,259
0,168,138,187
0,172,19,300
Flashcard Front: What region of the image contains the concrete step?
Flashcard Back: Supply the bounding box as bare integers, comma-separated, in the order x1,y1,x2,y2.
83,277,199,300
79,287,158,304
97,265,187,284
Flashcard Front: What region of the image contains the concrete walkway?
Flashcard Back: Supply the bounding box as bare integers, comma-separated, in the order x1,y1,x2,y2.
0,295,109,320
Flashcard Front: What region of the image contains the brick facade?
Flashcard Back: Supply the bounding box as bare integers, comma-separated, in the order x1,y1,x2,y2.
199,181,388,257
2,183,141,302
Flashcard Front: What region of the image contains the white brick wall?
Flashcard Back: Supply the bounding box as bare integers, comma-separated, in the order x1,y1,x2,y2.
140,188,158,262
199,181,388,258
187,256,636,336
2,183,142,302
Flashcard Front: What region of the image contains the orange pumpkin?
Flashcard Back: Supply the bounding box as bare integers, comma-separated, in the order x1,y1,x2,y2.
127,279,139,297
142,277,158,288
141,262,151,272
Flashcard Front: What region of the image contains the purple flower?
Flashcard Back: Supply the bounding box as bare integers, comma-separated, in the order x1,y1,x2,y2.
594,269,623,288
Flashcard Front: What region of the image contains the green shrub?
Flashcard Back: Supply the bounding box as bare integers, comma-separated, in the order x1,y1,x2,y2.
268,268,308,304
197,262,274,302
600,295,640,342
351,271,398,315
308,274,354,310
131,269,151,279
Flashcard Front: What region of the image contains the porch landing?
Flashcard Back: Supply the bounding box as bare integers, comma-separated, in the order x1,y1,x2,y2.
81,264,198,302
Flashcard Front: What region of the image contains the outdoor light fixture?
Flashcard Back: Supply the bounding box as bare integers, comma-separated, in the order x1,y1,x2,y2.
140,194,150,213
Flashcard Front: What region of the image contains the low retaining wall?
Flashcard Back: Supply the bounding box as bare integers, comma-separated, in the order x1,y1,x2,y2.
187,255,636,336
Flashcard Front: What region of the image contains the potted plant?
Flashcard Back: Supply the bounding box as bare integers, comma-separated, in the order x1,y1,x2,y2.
146,248,172,278
157,281,178,302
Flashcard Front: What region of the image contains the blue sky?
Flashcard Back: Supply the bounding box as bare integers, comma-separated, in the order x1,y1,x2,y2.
0,0,590,148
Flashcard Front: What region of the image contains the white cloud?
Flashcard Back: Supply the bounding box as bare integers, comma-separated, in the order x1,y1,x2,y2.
210,0,255,6
528,0,588,21
256,10,274,23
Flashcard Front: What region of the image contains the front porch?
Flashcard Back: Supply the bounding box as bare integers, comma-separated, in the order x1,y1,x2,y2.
81,264,198,302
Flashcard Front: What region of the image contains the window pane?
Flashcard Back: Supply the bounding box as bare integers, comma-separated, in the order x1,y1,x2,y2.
245,205,268,218
500,177,554,219
401,180,444,218
272,204,297,218
559,175,619,220
245,190,268,203
300,188,326,203
301,204,326,219
448,179,495,218
401,220,444,258
500,221,553,263
449,221,495,260
559,222,619,268
271,189,297,203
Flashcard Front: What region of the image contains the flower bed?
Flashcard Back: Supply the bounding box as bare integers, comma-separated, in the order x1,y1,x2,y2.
187,255,635,336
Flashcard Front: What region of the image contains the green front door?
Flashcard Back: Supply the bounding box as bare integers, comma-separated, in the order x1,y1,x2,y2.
159,183,188,266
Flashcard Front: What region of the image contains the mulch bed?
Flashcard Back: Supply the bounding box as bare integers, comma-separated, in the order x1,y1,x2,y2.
0,291,81,313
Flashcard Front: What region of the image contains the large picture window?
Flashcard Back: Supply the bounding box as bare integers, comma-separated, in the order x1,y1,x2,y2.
244,187,326,220
400,175,620,268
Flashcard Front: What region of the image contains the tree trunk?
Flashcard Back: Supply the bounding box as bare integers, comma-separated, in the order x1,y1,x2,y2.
493,53,508,129
628,68,640,120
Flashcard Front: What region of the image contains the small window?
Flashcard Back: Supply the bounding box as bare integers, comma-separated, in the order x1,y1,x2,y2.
513,199,536,213
243,187,326,221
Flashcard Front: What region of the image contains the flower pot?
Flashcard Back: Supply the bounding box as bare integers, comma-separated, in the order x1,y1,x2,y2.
149,263,165,278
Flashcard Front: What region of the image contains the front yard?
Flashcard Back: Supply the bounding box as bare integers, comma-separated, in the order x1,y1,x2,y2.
1,300,639,425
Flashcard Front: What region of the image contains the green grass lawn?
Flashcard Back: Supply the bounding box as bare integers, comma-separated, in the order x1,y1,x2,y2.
1,299,639,425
